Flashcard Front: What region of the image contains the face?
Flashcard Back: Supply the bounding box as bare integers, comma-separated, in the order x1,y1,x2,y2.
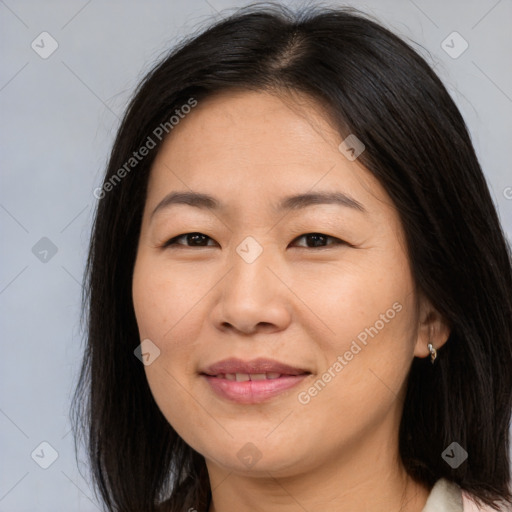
132,89,442,478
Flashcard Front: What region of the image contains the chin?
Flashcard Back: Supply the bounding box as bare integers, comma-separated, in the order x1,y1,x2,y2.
202,440,308,476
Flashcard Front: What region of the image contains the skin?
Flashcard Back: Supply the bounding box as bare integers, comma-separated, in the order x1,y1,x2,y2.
132,89,450,512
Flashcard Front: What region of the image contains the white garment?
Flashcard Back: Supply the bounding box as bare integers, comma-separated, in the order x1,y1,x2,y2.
421,479,463,511
421,478,505,512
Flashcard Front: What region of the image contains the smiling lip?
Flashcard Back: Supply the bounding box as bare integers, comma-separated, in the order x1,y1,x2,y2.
200,358,311,404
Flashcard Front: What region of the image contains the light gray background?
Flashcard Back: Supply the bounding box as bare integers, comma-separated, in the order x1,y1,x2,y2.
1,0,511,510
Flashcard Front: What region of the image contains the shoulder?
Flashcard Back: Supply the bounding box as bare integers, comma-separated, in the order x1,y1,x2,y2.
423,478,508,512
462,491,506,512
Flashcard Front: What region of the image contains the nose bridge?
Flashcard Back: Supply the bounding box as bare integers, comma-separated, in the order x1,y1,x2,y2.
212,234,291,333
227,235,276,299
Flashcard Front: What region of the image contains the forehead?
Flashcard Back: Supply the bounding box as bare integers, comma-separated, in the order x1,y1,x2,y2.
145,89,391,217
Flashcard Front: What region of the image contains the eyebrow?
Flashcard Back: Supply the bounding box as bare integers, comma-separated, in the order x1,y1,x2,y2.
150,190,366,219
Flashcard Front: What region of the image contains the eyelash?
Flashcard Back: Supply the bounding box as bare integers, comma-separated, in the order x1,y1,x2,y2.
162,232,349,249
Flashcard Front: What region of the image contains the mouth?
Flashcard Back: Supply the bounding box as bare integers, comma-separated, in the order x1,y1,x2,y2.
205,372,291,381
200,358,311,404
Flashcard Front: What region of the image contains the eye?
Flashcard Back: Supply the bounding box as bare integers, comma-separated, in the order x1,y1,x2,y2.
290,233,347,249
163,232,217,248
162,232,348,249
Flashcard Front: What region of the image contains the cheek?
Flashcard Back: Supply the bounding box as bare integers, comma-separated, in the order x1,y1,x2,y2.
291,256,417,412
290,256,415,350
295,287,417,431
132,254,216,419
132,254,210,345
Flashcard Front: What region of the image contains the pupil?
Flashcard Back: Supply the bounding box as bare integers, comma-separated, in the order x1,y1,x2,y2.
189,233,206,246
308,234,326,247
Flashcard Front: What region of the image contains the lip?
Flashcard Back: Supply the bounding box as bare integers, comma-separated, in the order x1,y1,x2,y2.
201,357,309,376
200,358,311,404
202,374,310,404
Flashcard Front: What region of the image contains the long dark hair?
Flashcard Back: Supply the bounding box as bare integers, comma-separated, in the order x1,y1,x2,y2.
71,3,512,511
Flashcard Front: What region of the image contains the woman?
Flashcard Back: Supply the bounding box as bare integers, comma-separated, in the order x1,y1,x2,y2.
72,4,512,511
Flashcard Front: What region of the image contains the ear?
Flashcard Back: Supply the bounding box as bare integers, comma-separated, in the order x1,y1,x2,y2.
413,294,451,359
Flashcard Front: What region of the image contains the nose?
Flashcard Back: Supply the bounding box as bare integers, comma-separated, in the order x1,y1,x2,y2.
210,246,293,335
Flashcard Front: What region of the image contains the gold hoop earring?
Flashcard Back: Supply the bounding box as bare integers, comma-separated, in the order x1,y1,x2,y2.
427,342,437,364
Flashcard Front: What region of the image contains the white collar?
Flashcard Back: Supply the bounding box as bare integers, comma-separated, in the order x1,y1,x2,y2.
421,478,463,512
